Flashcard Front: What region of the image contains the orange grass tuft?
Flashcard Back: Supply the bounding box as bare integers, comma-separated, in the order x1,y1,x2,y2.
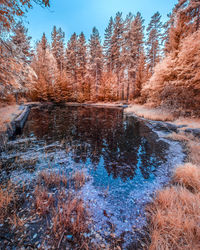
72,171,86,190
34,185,55,216
173,163,200,192
52,196,88,240
38,170,67,188
147,187,200,250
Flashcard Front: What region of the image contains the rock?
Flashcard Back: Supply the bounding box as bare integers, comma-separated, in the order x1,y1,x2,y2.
185,128,200,138
151,121,178,133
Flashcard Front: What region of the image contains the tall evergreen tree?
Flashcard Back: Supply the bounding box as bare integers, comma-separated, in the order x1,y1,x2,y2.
111,12,124,99
103,17,114,72
121,12,133,100
89,27,103,100
134,51,146,98
10,21,33,63
146,12,162,72
122,12,144,100
51,26,65,71
66,33,77,82
31,33,58,101
162,13,174,54
77,32,87,80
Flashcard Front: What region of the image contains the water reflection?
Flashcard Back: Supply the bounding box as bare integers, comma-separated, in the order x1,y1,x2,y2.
21,106,168,182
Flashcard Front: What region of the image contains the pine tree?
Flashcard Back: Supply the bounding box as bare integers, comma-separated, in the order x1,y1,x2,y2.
119,12,132,100
66,33,78,100
77,32,88,102
111,12,124,99
10,21,33,63
31,33,58,101
122,12,144,100
146,12,162,72
134,51,146,99
89,27,103,100
51,26,65,71
77,32,87,80
162,13,174,54
99,72,118,101
103,17,114,72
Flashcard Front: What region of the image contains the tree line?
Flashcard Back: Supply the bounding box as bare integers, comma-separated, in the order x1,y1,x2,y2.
29,11,164,103
0,9,163,103
0,0,200,116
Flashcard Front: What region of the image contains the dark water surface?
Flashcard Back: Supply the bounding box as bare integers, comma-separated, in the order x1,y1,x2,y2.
0,105,184,248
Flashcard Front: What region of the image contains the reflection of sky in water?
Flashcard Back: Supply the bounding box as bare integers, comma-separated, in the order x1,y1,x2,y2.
20,106,168,182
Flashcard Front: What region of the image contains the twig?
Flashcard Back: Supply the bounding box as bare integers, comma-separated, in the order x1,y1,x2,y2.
57,231,65,249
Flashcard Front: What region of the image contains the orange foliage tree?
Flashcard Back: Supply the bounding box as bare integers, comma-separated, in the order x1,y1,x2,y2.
143,30,200,116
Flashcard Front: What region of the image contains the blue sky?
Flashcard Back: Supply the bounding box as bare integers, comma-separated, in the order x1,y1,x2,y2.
26,0,177,44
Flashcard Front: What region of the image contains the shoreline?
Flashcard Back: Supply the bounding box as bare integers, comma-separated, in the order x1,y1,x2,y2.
2,102,200,144
0,102,198,248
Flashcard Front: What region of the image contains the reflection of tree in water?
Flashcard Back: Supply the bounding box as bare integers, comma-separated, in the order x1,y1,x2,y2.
23,106,168,182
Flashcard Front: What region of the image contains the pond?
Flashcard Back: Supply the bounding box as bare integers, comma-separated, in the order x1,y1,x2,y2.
0,105,184,248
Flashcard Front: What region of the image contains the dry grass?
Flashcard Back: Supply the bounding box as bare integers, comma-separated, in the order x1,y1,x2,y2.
167,131,198,142
173,163,200,192
72,171,86,190
125,104,174,122
147,131,200,249
38,170,68,188
0,182,16,222
9,211,27,229
173,117,200,130
33,169,90,248
34,185,55,216
167,132,200,165
0,169,90,248
147,187,200,250
0,182,27,232
52,196,88,240
188,141,200,166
